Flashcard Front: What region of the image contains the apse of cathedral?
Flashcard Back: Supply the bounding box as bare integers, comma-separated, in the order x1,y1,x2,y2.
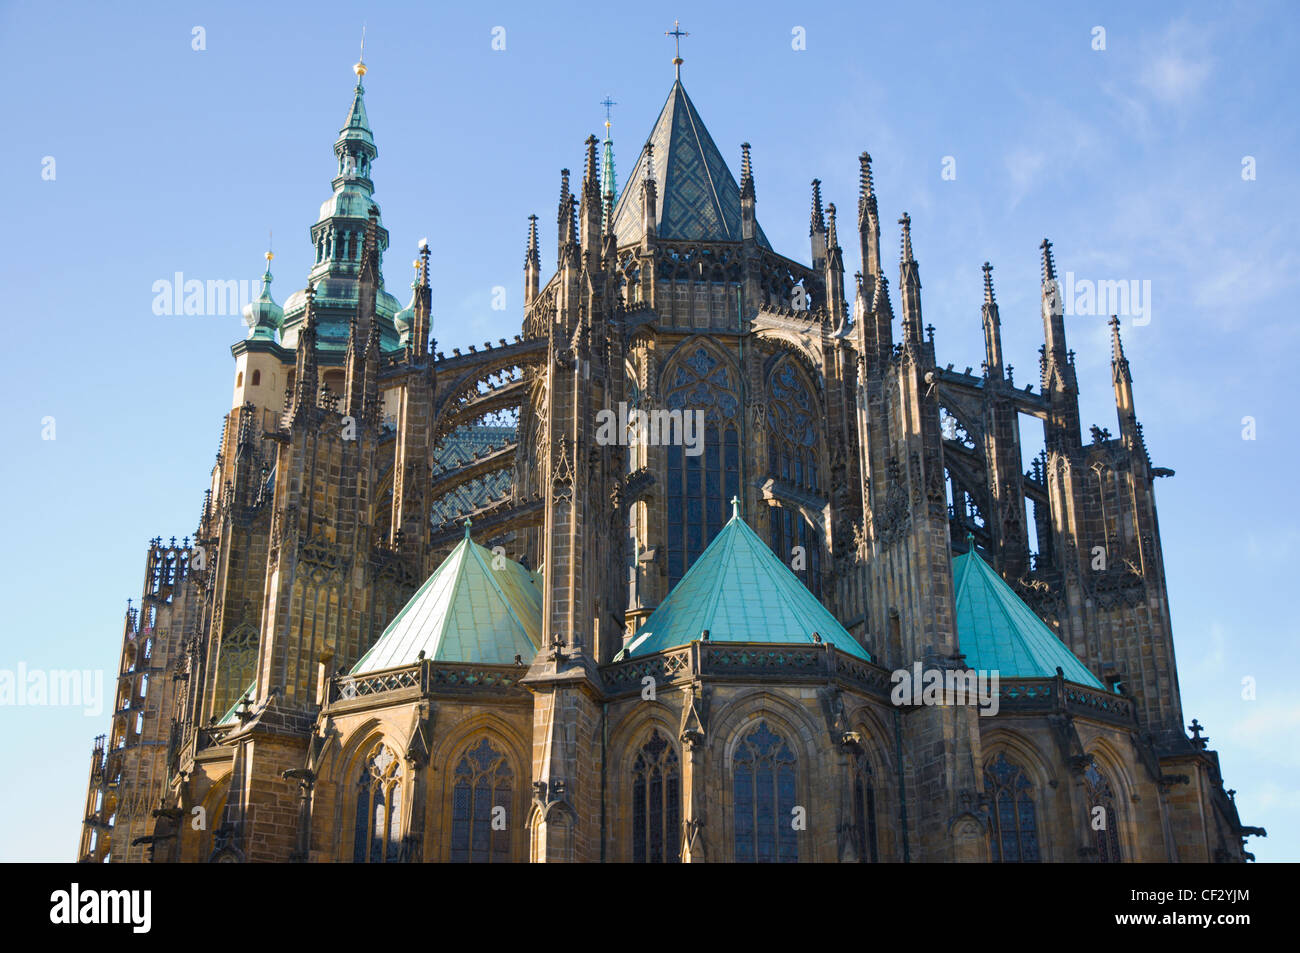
77,42,1260,866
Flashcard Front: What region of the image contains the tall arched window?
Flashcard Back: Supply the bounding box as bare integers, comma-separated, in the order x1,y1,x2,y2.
733,721,799,863
984,752,1040,862
1084,761,1122,863
663,345,740,588
631,729,681,863
766,358,823,596
352,742,403,863
450,737,513,863
853,750,879,862
769,504,822,598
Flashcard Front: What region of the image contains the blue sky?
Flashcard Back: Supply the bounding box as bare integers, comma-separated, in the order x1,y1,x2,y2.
1,0,1295,861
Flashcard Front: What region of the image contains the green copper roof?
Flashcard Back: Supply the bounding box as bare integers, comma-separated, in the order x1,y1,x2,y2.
953,546,1104,687
242,258,283,341
351,531,541,672
610,80,771,249
339,80,374,149
619,506,869,660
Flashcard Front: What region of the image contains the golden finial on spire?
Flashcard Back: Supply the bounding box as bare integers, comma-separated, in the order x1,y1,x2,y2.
354,25,367,79
266,228,274,264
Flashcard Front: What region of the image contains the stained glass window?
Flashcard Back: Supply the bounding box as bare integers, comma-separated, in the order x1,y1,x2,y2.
853,751,879,862
663,346,740,589
733,721,799,863
631,730,681,863
766,358,823,596
351,742,403,863
984,753,1040,863
450,738,513,863
1084,761,1122,863
769,504,822,599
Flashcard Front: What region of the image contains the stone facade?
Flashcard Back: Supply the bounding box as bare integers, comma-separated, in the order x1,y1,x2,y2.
77,56,1260,864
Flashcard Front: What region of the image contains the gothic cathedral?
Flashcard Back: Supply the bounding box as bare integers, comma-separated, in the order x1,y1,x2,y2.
78,49,1259,863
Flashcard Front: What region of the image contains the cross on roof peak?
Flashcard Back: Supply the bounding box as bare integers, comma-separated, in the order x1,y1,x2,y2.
665,19,689,78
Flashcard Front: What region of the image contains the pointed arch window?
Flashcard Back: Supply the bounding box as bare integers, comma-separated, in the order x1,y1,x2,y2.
352,742,403,863
853,750,879,862
663,346,740,588
984,753,1040,862
1084,761,1122,863
766,358,823,596
767,358,819,494
631,729,681,863
450,737,513,863
768,504,822,599
733,721,799,863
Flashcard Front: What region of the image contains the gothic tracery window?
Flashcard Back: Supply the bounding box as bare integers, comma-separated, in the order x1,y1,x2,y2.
984,753,1040,863
1084,761,1122,863
631,729,681,863
766,358,823,596
853,750,879,862
664,345,740,588
352,742,403,863
450,737,513,863
733,721,799,863
769,504,822,598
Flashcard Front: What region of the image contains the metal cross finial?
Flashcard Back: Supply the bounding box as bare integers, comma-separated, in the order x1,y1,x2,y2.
600,96,617,123
666,19,689,77
730,495,740,519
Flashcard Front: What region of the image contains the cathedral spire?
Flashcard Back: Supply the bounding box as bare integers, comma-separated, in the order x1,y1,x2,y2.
1039,238,1082,450
525,214,541,306
981,262,1004,380
556,168,577,266
1110,315,1138,446
824,203,846,330
857,152,882,287
292,283,319,420
898,213,922,345
739,142,756,241
581,134,602,266
810,179,826,236
810,178,827,271
600,97,617,229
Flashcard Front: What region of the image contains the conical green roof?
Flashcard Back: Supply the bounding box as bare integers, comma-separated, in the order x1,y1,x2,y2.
609,80,770,249
953,547,1103,687
619,507,869,660
352,533,541,672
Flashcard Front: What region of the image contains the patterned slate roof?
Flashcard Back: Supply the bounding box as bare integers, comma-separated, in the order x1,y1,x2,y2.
429,425,516,525
619,508,869,660
352,533,540,672
952,547,1104,687
610,80,770,249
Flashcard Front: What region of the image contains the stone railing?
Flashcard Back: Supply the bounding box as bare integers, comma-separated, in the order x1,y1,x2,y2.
996,676,1135,725
602,641,893,699
326,659,529,708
